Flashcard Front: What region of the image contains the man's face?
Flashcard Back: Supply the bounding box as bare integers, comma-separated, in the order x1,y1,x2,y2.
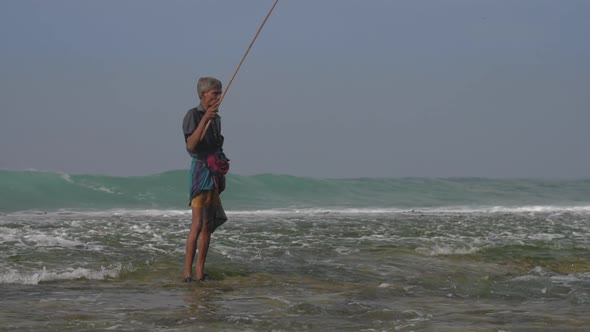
201,88,222,109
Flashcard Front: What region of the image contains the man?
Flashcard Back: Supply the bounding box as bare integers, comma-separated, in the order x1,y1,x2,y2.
181,77,228,282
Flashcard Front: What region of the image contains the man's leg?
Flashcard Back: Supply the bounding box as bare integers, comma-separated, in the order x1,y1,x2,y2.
195,194,214,280
183,200,203,280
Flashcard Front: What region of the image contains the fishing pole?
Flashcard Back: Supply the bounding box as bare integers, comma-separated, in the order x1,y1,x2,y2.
199,0,280,142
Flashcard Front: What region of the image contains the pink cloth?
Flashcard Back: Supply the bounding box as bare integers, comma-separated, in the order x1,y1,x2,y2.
207,153,230,175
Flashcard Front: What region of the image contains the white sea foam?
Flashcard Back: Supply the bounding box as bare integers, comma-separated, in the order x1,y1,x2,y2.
526,233,566,241
141,244,167,253
0,227,20,242
510,267,590,284
0,265,122,285
415,245,481,256
334,246,360,255
59,173,74,183
4,208,191,218
210,205,590,216
5,205,590,218
399,205,590,215
226,208,408,215
95,186,116,194
22,234,84,247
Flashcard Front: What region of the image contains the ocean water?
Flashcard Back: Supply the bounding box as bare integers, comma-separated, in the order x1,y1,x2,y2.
1,171,590,331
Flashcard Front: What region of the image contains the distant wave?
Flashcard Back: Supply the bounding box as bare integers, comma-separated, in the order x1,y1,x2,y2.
1,170,590,213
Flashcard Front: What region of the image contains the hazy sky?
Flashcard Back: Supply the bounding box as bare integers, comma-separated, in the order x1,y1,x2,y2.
1,0,589,178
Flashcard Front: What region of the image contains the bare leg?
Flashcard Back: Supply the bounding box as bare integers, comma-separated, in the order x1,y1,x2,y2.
183,203,203,280
195,202,213,280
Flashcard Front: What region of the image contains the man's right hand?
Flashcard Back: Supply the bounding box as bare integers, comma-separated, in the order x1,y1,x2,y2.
204,101,220,121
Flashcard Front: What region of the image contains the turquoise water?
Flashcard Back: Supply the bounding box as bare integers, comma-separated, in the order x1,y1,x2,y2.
1,171,590,331
2,170,590,212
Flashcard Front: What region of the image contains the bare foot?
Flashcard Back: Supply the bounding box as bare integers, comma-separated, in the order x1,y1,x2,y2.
196,274,211,281
182,273,194,282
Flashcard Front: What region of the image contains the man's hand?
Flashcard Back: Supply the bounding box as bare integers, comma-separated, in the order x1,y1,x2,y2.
203,101,220,121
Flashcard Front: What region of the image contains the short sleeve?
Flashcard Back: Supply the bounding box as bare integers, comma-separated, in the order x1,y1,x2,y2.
182,109,199,142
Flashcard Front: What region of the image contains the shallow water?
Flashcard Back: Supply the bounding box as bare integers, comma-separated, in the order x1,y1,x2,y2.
1,208,589,331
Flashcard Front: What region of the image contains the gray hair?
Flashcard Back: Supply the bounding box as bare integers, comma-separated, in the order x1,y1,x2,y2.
197,77,222,99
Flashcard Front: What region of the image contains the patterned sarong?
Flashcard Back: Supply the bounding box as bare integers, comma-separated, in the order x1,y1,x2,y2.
188,157,227,232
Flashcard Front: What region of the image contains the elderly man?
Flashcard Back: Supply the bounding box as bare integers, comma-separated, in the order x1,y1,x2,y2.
181,77,229,282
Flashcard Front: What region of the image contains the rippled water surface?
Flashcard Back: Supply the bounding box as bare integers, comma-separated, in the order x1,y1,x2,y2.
1,208,589,331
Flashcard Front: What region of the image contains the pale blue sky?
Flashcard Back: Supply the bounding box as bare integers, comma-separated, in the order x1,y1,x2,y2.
1,0,589,178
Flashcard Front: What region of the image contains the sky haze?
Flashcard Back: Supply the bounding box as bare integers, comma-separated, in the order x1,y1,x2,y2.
1,0,589,178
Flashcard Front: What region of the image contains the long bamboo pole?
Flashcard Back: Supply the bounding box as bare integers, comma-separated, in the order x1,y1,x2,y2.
199,0,280,142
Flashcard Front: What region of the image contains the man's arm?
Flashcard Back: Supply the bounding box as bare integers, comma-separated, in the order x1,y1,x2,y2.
186,103,219,153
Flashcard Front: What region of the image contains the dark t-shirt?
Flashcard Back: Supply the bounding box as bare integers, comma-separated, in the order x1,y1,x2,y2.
182,104,224,159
